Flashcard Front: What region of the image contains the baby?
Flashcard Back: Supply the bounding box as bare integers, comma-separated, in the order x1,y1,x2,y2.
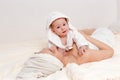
46,12,89,56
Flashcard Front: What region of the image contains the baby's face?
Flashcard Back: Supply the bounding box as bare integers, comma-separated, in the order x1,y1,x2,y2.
51,18,69,38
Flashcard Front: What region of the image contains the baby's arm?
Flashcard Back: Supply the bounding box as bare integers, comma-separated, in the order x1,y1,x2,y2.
73,30,88,49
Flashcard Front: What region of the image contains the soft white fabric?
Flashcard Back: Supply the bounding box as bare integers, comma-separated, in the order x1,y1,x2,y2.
87,27,115,49
16,54,63,80
0,33,120,80
92,28,115,47
108,21,120,34
48,28,88,51
47,12,88,51
46,11,69,30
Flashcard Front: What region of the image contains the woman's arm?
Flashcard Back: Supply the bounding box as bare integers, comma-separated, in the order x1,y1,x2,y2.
86,35,113,50
77,31,114,64
79,30,113,50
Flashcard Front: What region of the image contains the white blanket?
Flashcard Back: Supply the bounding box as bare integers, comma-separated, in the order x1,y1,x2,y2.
0,34,120,80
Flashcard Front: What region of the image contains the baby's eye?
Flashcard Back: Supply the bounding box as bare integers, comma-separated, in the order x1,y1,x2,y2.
63,24,66,26
56,26,60,29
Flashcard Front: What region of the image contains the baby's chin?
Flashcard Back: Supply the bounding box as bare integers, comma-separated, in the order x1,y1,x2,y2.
59,34,67,38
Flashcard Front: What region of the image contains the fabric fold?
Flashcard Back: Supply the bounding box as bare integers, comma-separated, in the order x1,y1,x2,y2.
16,54,63,80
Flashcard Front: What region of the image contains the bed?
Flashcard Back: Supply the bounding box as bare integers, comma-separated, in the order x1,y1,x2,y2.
0,33,120,80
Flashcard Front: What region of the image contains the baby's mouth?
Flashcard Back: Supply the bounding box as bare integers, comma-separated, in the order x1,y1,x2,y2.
63,31,66,33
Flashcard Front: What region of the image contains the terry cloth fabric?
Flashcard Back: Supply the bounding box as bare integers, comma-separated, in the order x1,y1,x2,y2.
86,27,115,50
90,27,115,49
16,54,63,80
47,11,88,51
108,21,120,34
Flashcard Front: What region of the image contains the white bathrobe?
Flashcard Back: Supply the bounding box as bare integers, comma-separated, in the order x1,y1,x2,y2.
47,12,88,51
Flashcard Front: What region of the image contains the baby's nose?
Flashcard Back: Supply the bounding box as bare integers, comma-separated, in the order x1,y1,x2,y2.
61,26,65,30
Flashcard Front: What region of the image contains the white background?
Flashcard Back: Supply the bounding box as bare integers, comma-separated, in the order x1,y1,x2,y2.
0,0,119,44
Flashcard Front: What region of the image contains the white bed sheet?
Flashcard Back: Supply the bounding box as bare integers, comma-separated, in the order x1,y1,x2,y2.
0,34,120,80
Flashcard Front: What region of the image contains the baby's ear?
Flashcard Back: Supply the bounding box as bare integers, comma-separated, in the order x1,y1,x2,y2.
51,28,55,32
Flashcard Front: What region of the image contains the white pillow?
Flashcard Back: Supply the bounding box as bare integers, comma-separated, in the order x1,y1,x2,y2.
108,21,120,34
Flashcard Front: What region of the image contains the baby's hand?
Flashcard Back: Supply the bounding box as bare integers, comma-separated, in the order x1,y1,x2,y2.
78,45,88,56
